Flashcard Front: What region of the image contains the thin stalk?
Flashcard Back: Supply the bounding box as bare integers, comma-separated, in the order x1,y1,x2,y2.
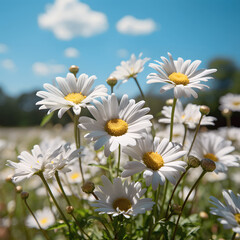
133,77,145,100
55,171,72,206
23,199,50,240
74,115,85,183
187,114,203,157
159,180,169,217
171,171,206,240
67,110,74,122
182,124,188,147
169,97,177,142
38,172,71,231
232,232,236,240
226,115,231,128
111,86,114,94
116,145,121,177
165,166,191,218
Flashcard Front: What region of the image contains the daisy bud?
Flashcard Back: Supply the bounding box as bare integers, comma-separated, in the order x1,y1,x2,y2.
21,192,29,200
221,108,232,118
15,186,22,193
200,105,210,115
5,175,13,183
166,99,174,106
201,158,216,172
69,65,79,75
170,204,182,215
199,211,208,219
106,76,117,87
187,155,201,168
66,206,74,214
82,181,95,194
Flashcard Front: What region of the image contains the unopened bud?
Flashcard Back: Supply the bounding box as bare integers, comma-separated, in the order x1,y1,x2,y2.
170,204,182,215
106,76,117,87
66,206,74,214
5,175,13,183
201,158,216,172
81,181,95,194
15,186,22,193
21,192,29,200
200,105,210,115
199,211,208,219
221,108,232,118
188,155,201,168
69,65,79,75
166,99,174,106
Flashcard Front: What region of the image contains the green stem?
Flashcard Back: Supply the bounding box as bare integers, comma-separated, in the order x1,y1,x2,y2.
169,97,177,142
55,171,72,206
117,145,121,177
171,171,206,240
182,124,188,147
23,199,50,240
187,114,203,157
111,86,114,94
159,180,168,217
74,115,85,183
165,166,190,218
232,232,236,240
133,77,145,100
38,172,71,232
226,115,231,128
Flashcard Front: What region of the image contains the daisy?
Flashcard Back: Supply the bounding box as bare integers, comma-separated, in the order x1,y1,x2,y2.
191,133,239,174
219,93,240,112
79,94,153,157
91,175,154,218
209,190,240,233
111,53,150,83
147,52,217,98
122,135,187,190
159,101,216,129
26,207,55,229
36,72,108,118
6,145,61,182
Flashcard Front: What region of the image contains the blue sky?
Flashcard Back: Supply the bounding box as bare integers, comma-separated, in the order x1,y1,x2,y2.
0,0,239,99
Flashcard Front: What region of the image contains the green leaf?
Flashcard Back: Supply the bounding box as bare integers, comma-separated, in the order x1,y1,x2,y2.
47,223,67,230
40,112,54,127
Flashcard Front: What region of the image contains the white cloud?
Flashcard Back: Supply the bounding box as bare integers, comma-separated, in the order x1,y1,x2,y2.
116,16,157,35
32,62,66,76
1,59,15,70
38,0,108,40
0,44,8,53
117,49,129,58
64,47,79,58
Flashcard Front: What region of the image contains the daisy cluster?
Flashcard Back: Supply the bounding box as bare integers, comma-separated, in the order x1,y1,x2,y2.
3,52,240,239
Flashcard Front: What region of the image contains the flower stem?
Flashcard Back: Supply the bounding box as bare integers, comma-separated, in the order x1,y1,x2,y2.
55,171,72,206
133,77,145,101
116,145,121,177
74,114,85,183
169,97,177,142
182,124,188,147
111,86,114,94
232,232,236,240
38,172,71,232
187,114,203,157
171,171,206,240
159,180,168,217
23,199,50,240
165,166,190,218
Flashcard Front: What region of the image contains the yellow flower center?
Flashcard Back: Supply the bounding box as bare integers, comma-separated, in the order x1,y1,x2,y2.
70,173,80,180
233,101,240,106
143,152,164,170
204,153,218,162
169,72,190,85
113,198,132,212
64,92,86,104
105,119,128,136
235,213,240,224
40,218,48,225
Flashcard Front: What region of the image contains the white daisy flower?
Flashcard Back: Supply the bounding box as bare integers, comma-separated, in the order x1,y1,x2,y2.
209,190,240,233
159,101,216,129
111,53,150,83
26,207,55,229
122,135,187,190
219,93,240,112
91,175,154,218
36,73,108,118
79,94,153,157
191,133,239,174
6,145,61,182
147,52,217,98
